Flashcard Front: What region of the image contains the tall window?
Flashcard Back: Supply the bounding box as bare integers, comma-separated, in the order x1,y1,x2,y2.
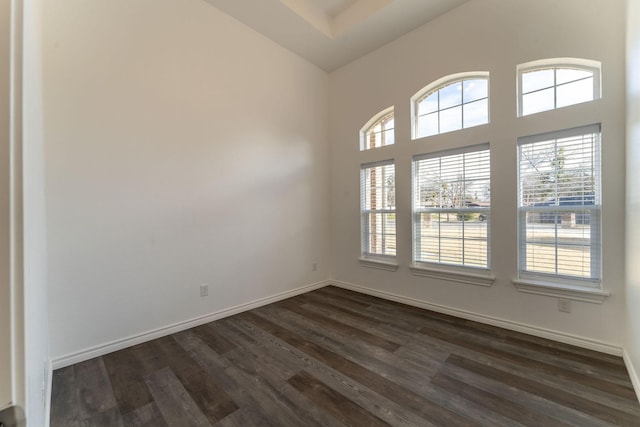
517,124,601,285
361,161,396,259
412,145,490,268
360,107,394,151
518,59,601,116
412,73,489,139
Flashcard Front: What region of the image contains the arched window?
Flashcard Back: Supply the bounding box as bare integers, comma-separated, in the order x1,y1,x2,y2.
517,58,601,116
411,73,489,139
360,107,394,151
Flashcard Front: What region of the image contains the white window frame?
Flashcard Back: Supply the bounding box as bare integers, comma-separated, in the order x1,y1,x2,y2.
516,124,602,291
360,107,394,151
360,160,397,269
411,72,489,140
517,58,601,117
411,144,492,276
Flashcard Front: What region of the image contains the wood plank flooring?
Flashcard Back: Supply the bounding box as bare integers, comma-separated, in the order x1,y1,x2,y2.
50,286,640,426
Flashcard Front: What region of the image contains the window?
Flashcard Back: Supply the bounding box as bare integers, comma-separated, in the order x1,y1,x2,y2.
517,124,601,286
360,107,394,151
361,161,396,259
412,73,489,139
412,145,490,269
518,59,601,116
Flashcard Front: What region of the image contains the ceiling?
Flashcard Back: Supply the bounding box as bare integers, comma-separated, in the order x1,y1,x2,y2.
203,0,469,72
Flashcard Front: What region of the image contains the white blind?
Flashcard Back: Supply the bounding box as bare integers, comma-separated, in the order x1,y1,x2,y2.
413,145,490,268
361,161,396,257
518,124,601,282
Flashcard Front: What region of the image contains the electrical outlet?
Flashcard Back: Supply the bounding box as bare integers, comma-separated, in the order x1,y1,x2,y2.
312,262,317,271
200,284,209,297
557,298,571,313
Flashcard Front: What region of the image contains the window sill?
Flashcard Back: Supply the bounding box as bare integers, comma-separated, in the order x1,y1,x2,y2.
512,278,610,303
409,264,495,287
358,257,399,272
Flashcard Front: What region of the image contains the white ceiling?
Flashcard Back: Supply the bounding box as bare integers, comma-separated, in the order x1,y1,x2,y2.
203,0,469,72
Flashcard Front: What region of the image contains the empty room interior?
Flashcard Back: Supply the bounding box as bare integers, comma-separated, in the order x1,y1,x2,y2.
2,0,640,425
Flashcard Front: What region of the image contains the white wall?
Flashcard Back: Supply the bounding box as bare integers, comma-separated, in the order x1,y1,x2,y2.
626,0,640,395
329,0,627,350
44,0,330,362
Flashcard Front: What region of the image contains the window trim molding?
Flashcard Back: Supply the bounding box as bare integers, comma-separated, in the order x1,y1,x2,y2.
359,257,399,272
512,278,609,303
360,106,394,151
410,263,495,287
517,57,602,117
411,71,489,140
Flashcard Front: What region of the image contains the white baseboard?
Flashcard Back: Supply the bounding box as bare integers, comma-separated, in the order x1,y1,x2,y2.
51,280,330,370
623,349,640,403
51,277,627,372
330,280,623,356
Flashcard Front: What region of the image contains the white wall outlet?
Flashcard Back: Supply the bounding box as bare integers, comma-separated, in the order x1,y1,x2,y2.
557,298,571,313
200,284,209,297
312,262,317,271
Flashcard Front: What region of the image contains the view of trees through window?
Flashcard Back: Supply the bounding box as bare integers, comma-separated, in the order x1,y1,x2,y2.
413,147,490,268
518,127,601,280
359,60,601,287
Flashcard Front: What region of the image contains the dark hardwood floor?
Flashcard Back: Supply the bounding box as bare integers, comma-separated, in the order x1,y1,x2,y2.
50,286,640,426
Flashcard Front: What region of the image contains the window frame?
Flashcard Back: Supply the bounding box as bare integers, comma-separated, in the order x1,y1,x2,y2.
360,107,395,151
517,58,601,117
360,160,397,264
516,124,602,289
411,72,490,140
411,143,491,272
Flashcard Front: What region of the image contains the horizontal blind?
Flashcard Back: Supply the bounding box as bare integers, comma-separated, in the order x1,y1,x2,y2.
518,124,601,281
414,145,490,210
361,160,395,211
361,161,396,257
413,145,490,268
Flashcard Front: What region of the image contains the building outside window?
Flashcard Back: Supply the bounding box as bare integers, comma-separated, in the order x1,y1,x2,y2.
360,107,394,151
361,161,396,260
517,124,601,286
